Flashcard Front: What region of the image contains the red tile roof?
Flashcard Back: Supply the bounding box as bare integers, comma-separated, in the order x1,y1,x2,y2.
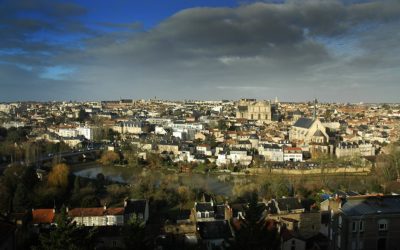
68,207,124,217
32,209,55,224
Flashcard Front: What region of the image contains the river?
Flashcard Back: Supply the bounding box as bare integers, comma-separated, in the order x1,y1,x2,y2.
73,165,252,196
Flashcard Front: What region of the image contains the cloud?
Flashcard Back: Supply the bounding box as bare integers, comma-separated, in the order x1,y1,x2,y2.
1,0,400,102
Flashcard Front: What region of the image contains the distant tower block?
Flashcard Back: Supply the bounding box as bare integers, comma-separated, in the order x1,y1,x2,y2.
275,96,279,104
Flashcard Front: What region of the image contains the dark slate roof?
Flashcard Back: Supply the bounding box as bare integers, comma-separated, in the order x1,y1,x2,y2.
293,118,315,129
176,209,191,221
196,202,214,212
263,144,282,149
341,195,400,216
249,134,259,139
277,197,303,211
215,205,226,219
197,220,233,240
124,199,147,215
238,106,248,112
313,130,324,137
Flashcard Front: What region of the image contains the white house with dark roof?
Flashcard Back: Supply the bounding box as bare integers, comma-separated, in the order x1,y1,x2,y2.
258,144,284,162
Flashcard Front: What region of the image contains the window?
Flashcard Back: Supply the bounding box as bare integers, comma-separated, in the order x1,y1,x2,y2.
379,223,387,231
359,220,364,232
378,219,388,231
352,221,358,232
338,215,342,228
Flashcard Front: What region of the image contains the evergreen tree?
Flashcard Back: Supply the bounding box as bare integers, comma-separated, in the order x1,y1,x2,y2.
123,214,149,249
12,183,30,212
37,206,97,250
73,176,81,194
234,192,280,250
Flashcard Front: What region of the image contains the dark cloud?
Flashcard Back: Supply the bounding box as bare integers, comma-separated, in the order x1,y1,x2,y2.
1,0,400,102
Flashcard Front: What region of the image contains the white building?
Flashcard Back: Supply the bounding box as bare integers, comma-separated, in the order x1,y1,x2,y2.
57,127,78,138
68,206,124,226
283,147,303,162
171,122,203,131
76,126,98,140
258,144,284,162
335,141,375,158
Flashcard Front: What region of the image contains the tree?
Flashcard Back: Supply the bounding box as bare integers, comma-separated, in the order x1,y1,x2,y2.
0,179,12,214
48,163,70,189
37,206,97,250
12,183,30,212
73,176,81,194
146,152,162,169
122,214,149,250
99,151,120,166
234,192,279,250
77,109,89,122
177,186,190,210
22,165,39,190
80,196,101,208
95,173,106,193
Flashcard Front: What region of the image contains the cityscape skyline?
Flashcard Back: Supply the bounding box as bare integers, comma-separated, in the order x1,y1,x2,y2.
1,0,400,102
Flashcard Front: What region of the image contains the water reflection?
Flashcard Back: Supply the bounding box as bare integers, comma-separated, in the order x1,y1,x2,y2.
73,166,242,196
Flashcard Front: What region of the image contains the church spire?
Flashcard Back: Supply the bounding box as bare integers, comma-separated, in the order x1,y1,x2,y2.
313,98,318,120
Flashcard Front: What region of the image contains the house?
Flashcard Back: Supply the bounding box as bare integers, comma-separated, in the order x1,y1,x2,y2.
158,142,180,155
197,220,234,250
283,147,303,162
267,198,305,215
280,228,307,250
113,120,149,134
31,208,56,227
124,199,149,224
335,141,375,158
228,149,252,166
196,144,213,156
216,152,231,167
68,205,124,226
194,202,215,222
329,195,400,250
267,198,320,240
259,144,284,162
193,200,228,222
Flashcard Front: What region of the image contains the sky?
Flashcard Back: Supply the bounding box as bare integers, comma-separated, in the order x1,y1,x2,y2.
1,0,400,102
